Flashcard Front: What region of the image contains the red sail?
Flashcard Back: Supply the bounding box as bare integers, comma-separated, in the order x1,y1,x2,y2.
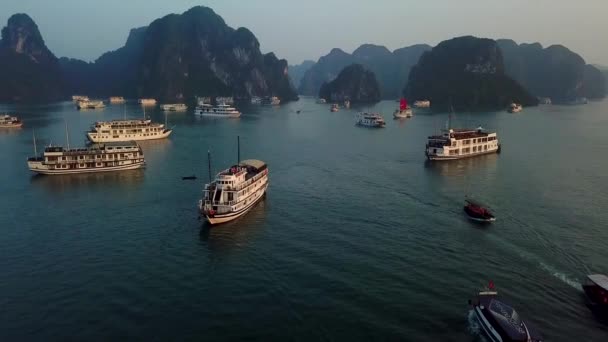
400,98,408,110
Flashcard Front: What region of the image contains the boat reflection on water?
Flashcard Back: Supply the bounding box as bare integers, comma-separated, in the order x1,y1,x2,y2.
424,152,498,178
199,196,267,256
30,169,145,193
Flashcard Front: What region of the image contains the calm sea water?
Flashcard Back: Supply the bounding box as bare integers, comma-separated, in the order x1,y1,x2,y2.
1,98,608,341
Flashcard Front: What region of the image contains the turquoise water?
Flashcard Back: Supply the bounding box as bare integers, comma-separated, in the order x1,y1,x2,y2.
1,98,608,340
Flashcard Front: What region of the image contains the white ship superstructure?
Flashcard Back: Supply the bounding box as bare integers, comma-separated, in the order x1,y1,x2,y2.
356,112,386,127
426,127,500,160
87,119,172,142
27,141,145,175
0,114,23,128
77,100,105,109
72,95,89,102
161,103,188,112
195,103,241,118
199,159,269,225
109,96,126,104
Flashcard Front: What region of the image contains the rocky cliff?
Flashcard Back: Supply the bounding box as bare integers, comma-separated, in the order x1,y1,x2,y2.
319,64,380,103
497,39,605,102
0,14,65,102
61,7,298,102
299,44,430,99
288,60,315,88
405,36,537,110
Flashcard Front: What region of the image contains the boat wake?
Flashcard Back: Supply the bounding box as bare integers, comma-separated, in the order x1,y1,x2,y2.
539,262,582,291
466,310,489,342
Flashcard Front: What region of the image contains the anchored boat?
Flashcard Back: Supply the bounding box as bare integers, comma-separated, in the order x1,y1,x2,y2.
0,114,23,128
199,137,268,225
426,125,500,161
356,112,386,128
393,98,413,118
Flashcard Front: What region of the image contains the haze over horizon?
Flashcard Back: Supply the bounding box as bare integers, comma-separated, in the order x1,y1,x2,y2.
1,0,607,66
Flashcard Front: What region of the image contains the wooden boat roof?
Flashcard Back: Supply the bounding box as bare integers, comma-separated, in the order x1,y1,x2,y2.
239,159,266,170
588,274,608,290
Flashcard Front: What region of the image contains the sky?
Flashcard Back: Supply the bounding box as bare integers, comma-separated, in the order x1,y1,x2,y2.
1,0,607,66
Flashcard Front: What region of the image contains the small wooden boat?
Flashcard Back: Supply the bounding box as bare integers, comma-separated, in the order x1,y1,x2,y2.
182,175,197,180
464,198,495,222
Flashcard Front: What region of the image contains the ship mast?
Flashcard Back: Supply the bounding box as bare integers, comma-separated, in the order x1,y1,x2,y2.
237,135,240,165
65,121,70,149
32,129,37,156
207,150,212,183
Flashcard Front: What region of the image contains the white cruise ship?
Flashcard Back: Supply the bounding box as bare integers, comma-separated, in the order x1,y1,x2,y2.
199,159,269,225
414,100,431,108
77,100,105,110
0,114,23,128
195,103,241,118
426,127,500,160
87,119,172,143
161,103,188,112
28,141,145,175
109,96,126,104
72,95,89,102
356,112,386,128
138,98,157,105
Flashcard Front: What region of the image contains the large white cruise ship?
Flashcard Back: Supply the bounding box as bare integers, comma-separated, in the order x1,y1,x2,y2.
87,119,172,143
195,103,241,118
28,141,145,175
199,146,268,225
426,127,500,160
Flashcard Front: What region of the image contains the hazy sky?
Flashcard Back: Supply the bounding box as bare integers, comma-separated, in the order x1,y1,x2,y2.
1,0,606,65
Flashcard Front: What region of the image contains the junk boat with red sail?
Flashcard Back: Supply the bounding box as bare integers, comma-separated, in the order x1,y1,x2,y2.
199,138,268,225
464,198,496,222
393,98,413,118
583,274,608,313
469,282,543,342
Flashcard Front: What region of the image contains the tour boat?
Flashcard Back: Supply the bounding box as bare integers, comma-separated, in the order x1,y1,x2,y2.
28,141,145,175
414,100,431,108
583,274,608,313
356,112,386,128
72,95,89,102
330,104,339,112
426,122,500,160
109,96,126,104
195,103,241,118
261,96,281,106
138,98,157,105
0,114,23,128
316,98,327,104
464,198,496,222
160,103,188,112
469,284,543,342
393,98,413,118
87,118,172,142
199,138,268,225
77,100,105,110
508,103,523,113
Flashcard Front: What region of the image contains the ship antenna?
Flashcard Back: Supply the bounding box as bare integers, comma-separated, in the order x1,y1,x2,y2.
33,129,38,156
65,120,70,149
207,150,212,183
143,105,146,120
123,103,126,120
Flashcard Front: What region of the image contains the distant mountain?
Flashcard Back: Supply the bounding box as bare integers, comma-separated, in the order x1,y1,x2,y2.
497,39,606,102
299,44,430,99
288,60,315,88
0,14,65,103
405,36,537,110
60,7,298,102
319,64,380,103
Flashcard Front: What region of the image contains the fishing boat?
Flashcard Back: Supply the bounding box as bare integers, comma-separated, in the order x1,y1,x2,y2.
0,114,23,128
426,111,500,160
195,103,241,118
464,198,496,222
330,104,339,112
160,103,188,112
198,137,268,225
393,98,413,118
469,283,543,342
77,100,105,110
414,100,431,108
109,96,126,104
356,112,386,128
138,98,157,105
583,274,608,313
508,103,523,113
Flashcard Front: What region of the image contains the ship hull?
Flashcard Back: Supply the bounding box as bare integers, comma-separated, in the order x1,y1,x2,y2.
0,123,23,128
87,130,172,143
28,161,145,175
195,111,241,118
426,148,498,161
204,183,267,225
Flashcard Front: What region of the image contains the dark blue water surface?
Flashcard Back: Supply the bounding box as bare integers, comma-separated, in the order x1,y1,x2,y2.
1,98,608,341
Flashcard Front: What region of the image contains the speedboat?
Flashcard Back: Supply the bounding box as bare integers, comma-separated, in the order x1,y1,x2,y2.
469,284,543,342
464,199,496,222
583,274,608,314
